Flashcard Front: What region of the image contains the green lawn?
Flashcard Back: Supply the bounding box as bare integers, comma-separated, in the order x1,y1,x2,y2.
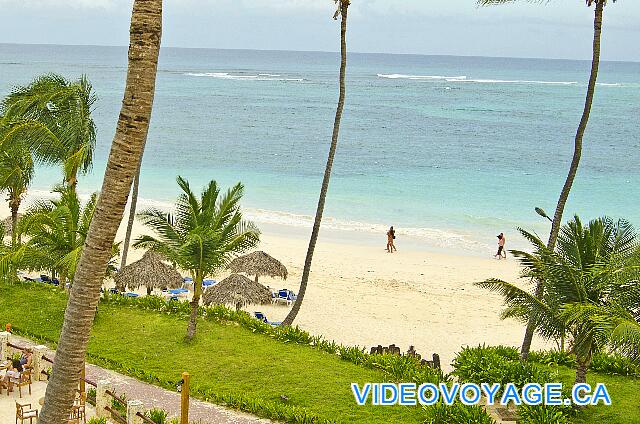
0,281,424,423
548,365,640,424
2,280,639,423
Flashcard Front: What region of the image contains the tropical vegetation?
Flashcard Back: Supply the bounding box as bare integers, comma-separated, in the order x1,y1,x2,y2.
0,186,119,284
37,1,163,421
478,0,619,361
477,216,640,386
283,0,350,326
134,176,260,340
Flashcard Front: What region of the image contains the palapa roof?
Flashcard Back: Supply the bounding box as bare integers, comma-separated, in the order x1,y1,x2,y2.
202,273,272,307
114,251,183,290
228,251,288,280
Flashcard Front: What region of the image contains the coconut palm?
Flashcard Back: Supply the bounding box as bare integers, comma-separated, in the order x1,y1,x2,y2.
477,216,640,385
0,137,33,246
134,176,260,340
479,0,616,359
38,1,163,421
1,73,97,191
282,0,350,326
120,158,143,272
15,187,118,284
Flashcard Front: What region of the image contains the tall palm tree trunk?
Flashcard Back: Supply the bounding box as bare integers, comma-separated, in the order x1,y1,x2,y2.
282,0,350,326
38,1,163,422
120,159,142,274
9,200,19,247
186,276,202,340
521,1,604,361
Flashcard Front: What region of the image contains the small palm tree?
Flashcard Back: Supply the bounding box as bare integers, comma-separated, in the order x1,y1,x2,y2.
478,0,616,360
0,135,33,246
134,176,260,340
282,0,350,326
15,187,118,284
477,216,640,385
1,74,97,191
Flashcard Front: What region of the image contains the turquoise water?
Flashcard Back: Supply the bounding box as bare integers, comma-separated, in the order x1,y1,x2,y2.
1,44,639,253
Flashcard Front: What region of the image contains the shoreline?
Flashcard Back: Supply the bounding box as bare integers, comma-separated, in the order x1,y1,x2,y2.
1,200,550,370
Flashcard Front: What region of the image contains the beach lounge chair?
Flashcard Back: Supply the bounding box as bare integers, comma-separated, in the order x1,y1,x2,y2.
40,274,50,282
51,278,60,286
275,289,297,305
125,292,139,298
15,401,38,424
202,279,216,288
109,288,119,295
254,312,281,327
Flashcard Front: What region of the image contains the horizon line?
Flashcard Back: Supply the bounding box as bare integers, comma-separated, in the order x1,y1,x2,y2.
1,42,638,64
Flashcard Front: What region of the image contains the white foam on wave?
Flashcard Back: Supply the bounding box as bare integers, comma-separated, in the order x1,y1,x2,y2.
460,79,578,85
184,72,303,82
378,73,583,86
378,74,467,81
241,208,491,252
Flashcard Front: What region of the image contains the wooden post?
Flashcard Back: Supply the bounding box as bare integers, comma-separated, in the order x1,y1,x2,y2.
180,372,190,424
80,362,86,395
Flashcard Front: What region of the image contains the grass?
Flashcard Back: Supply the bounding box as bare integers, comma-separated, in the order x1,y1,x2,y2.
0,280,425,423
549,366,640,424
3,280,639,423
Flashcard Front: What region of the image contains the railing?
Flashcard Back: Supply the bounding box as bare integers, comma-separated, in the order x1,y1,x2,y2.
136,411,157,424
104,388,128,424
7,341,23,350
104,405,127,424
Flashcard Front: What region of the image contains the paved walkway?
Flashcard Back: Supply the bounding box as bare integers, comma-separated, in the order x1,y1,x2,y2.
12,335,270,424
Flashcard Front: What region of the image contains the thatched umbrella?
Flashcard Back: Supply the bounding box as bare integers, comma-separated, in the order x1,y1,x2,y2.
228,251,288,284
114,251,183,295
203,273,272,311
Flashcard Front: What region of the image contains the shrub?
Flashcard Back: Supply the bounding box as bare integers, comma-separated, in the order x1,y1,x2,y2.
452,345,555,391
528,350,576,368
147,408,169,424
87,418,107,424
590,352,640,377
518,404,570,424
423,402,495,424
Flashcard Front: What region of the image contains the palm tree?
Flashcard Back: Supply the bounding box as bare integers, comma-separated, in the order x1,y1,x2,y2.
477,216,640,385
478,0,616,359
119,158,143,276
0,136,33,246
134,177,260,340
15,187,118,285
1,74,97,191
38,1,163,422
282,0,351,326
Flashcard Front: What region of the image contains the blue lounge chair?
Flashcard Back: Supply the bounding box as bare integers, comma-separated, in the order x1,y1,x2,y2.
202,279,216,287
276,289,297,305
109,288,119,295
183,276,193,282
254,312,281,327
125,292,139,298
40,274,51,282
52,278,60,286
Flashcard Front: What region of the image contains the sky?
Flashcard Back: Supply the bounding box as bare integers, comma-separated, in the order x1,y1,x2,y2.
0,0,639,61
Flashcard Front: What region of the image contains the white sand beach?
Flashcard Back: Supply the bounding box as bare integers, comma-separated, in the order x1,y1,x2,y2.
2,206,549,370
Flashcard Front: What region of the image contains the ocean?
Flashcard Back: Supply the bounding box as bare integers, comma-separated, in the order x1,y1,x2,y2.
1,43,639,255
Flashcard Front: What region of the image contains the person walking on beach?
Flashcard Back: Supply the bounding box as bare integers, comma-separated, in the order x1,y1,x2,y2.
386,226,397,253
495,232,506,259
